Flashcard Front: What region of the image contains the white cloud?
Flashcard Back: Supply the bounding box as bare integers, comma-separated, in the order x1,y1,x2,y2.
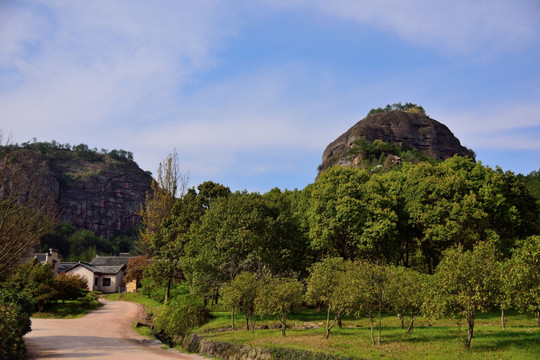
437,101,540,150
0,1,240,140
261,0,540,56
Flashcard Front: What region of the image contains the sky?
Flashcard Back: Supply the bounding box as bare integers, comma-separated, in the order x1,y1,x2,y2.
1,0,539,193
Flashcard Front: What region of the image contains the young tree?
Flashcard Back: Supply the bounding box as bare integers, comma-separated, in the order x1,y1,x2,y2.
221,272,259,331
386,266,427,332
348,261,389,345
511,235,540,325
136,149,189,256
123,255,149,290
305,257,352,339
255,277,304,336
424,242,499,348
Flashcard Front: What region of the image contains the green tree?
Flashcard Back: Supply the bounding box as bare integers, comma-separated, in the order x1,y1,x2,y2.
386,266,427,332
305,257,352,338
184,191,304,301
511,235,540,325
307,166,370,259
7,261,57,311
424,242,499,348
348,261,389,345
255,277,304,336
221,272,259,331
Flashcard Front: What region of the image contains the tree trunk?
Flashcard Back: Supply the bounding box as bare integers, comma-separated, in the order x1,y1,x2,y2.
231,308,235,330
337,315,342,329
250,313,256,334
325,305,331,339
281,316,287,336
246,314,250,331
398,313,404,329
535,311,539,326
407,314,415,333
501,308,505,330
465,310,475,349
164,277,172,304
378,312,382,345
370,316,375,346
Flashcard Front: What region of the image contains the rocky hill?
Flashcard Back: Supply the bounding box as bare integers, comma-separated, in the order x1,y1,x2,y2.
1,145,152,238
319,110,474,173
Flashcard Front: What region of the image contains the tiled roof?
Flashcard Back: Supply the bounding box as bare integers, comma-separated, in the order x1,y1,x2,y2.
95,265,125,274
58,262,78,273
90,256,131,267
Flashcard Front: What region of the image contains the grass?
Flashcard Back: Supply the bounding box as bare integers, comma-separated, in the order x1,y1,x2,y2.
197,309,540,359
32,294,102,319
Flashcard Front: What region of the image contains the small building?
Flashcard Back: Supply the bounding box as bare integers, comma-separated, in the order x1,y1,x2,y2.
62,254,131,293
34,248,60,276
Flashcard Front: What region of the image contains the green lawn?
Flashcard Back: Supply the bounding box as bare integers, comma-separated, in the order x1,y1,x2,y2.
32,293,101,319
198,309,540,359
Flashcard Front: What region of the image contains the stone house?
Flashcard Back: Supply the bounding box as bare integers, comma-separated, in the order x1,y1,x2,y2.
62,254,131,293
34,248,61,276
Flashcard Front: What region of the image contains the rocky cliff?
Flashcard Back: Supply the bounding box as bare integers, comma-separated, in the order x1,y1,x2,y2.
320,110,474,173
5,148,152,238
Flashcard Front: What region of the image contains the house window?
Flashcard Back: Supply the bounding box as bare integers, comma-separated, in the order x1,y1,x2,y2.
102,278,111,287
94,278,98,286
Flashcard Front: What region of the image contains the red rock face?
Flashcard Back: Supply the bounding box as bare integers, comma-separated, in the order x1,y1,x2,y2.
320,111,474,173
59,162,152,237
6,150,152,238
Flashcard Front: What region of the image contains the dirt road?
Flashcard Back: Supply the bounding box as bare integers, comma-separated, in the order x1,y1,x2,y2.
24,299,208,360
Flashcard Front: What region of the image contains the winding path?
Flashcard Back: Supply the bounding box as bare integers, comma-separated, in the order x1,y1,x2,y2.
24,299,208,360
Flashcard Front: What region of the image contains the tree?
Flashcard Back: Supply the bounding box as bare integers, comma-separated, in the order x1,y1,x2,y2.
255,277,304,336
7,260,57,311
511,235,540,325
424,241,499,348
348,261,389,345
123,255,149,290
305,257,352,339
136,149,189,256
386,266,427,332
184,191,304,301
153,181,230,303
307,166,370,260
0,133,57,277
221,272,259,331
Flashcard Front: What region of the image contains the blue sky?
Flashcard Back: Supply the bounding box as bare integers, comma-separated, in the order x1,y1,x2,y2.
1,1,539,192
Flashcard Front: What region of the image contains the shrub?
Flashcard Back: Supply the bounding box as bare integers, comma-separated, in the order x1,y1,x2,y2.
153,294,211,345
0,289,35,360
55,273,88,302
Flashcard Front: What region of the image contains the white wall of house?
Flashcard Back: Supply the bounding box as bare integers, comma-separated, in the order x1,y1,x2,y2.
66,266,96,291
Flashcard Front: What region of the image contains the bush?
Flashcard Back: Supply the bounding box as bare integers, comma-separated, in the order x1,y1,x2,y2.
153,295,211,345
55,273,88,302
0,289,35,360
